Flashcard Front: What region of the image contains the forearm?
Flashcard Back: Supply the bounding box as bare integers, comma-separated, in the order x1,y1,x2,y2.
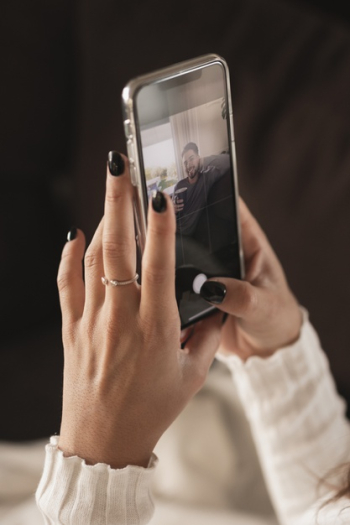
36,436,157,525
218,312,350,525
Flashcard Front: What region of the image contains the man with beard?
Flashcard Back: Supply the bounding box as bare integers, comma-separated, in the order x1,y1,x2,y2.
173,142,230,236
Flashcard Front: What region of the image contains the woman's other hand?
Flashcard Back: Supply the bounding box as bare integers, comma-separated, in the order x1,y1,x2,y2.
200,199,302,361
57,152,223,469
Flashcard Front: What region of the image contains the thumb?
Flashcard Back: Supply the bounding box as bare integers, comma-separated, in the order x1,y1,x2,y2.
199,278,259,319
238,198,269,261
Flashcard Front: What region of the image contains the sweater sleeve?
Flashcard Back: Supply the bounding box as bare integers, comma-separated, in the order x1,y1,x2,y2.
36,436,157,525
217,311,350,525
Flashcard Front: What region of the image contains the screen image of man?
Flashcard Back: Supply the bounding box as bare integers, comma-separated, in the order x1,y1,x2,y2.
173,142,231,236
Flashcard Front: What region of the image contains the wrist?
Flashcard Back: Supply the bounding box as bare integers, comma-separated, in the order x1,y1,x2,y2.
58,434,154,469
59,418,156,469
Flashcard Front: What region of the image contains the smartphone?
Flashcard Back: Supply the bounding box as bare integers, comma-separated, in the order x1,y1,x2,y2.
122,54,244,328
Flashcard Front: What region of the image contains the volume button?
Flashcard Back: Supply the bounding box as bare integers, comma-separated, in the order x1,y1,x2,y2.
126,140,137,185
126,139,135,165
124,119,133,139
126,138,134,157
129,160,137,185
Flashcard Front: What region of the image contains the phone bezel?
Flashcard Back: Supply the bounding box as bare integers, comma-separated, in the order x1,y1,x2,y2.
122,54,245,327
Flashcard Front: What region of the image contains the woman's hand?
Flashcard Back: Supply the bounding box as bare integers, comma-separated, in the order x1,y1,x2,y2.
57,152,223,469
200,199,302,361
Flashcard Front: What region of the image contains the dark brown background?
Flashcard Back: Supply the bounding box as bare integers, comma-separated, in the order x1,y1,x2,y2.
1,0,350,440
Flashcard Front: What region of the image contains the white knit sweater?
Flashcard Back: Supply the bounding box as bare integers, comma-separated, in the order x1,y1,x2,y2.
36,315,350,524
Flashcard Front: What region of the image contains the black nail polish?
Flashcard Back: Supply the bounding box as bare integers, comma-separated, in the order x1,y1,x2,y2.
200,281,227,304
67,227,77,242
152,191,167,213
108,151,125,176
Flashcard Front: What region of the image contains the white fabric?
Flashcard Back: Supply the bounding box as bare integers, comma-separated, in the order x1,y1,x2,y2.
0,365,276,525
36,436,157,525
218,312,350,524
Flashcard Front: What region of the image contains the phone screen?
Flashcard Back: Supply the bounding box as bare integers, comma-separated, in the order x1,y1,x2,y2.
134,62,242,327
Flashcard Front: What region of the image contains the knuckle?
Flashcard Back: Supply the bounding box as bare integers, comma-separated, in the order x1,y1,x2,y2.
105,186,124,205
150,220,163,238
103,237,133,259
147,221,169,237
105,178,132,204
57,271,71,294
142,266,171,287
62,318,78,345
240,285,258,315
84,248,100,270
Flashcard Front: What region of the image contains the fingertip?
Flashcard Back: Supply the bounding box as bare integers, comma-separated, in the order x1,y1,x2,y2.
199,280,227,305
151,190,167,213
199,276,257,319
147,191,176,232
149,190,174,214
107,151,129,177
62,228,86,258
67,226,78,242
66,227,85,243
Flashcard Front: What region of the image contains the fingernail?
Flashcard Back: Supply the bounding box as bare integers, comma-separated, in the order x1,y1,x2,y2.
67,227,77,242
200,281,227,304
108,151,125,176
152,190,167,213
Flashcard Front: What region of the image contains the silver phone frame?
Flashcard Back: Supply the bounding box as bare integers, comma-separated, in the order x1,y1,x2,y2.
122,53,245,286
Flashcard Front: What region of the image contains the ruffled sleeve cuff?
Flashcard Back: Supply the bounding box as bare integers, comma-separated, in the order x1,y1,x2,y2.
36,436,157,525
216,309,345,422
217,309,350,522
